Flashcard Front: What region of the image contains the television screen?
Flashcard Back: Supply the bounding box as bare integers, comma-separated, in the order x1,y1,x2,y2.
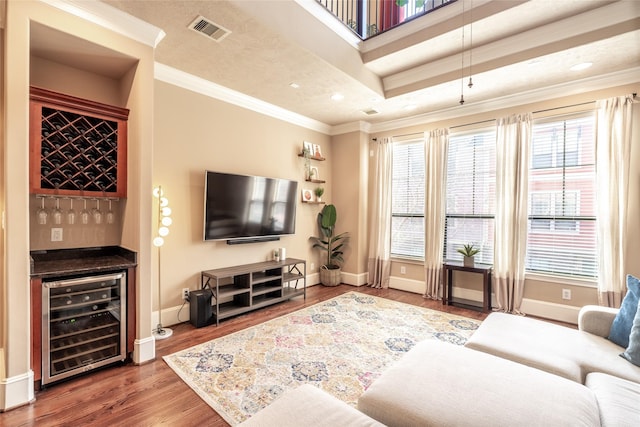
204,171,298,242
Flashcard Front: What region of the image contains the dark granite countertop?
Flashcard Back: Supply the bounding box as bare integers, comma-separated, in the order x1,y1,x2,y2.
30,246,137,279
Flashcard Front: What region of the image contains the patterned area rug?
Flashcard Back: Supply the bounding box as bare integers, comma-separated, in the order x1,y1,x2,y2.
163,292,480,425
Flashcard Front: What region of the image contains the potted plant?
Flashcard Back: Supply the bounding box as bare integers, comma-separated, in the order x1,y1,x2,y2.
314,187,324,202
457,244,479,267
310,204,349,286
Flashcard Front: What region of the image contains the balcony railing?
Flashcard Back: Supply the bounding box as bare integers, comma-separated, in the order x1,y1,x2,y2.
317,0,455,39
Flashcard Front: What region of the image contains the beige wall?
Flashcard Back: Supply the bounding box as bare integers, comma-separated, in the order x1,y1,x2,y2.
369,83,640,314
0,25,6,383
152,81,331,311
331,131,369,283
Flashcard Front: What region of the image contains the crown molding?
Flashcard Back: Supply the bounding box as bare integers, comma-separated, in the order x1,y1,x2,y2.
365,67,640,134
39,0,165,47
156,63,638,137
330,121,372,136
155,63,332,135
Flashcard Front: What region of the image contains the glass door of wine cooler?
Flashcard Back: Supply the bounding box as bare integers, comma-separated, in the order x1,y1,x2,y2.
42,272,127,385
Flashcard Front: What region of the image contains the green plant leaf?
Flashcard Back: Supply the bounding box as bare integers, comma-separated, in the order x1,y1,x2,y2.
456,243,480,257
321,204,337,229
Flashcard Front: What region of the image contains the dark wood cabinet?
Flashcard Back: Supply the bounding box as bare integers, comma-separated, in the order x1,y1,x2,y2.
29,86,129,198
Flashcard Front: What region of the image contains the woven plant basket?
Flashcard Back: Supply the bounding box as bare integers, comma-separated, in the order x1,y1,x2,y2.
320,266,341,286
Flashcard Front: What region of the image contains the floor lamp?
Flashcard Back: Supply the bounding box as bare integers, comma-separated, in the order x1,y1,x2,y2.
152,185,173,340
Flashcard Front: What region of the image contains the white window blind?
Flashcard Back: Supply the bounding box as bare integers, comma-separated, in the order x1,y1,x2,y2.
445,130,496,264
391,141,425,258
527,114,597,278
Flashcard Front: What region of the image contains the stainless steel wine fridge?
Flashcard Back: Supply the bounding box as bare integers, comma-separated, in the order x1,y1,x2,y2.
42,271,127,385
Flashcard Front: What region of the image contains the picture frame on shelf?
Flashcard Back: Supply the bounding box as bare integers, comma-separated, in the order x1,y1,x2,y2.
312,144,323,159
310,167,319,180
301,188,313,202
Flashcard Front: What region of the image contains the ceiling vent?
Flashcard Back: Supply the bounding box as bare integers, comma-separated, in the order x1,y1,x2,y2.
362,108,380,115
189,16,231,42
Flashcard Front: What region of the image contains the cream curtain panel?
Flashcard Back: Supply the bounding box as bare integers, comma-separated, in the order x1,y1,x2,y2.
595,95,634,307
494,114,532,314
423,129,449,299
368,137,394,289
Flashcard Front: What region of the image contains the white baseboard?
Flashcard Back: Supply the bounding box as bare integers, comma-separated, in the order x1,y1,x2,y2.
307,272,320,286
389,275,580,324
153,278,322,329
341,271,368,286
133,336,156,364
390,276,425,294
520,298,581,324
152,304,190,328
0,369,34,411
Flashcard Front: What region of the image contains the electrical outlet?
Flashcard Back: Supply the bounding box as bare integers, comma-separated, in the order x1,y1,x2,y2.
562,289,571,300
310,263,315,272
51,228,63,242
182,288,190,301
400,266,406,275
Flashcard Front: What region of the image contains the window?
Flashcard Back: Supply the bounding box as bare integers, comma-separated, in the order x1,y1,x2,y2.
526,114,596,278
391,141,425,258
444,130,496,264
530,191,578,232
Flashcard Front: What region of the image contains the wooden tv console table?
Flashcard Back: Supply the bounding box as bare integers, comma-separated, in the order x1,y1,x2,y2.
201,258,306,325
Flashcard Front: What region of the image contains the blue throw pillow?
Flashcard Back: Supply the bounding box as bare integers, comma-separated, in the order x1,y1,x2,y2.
621,301,640,366
608,274,640,348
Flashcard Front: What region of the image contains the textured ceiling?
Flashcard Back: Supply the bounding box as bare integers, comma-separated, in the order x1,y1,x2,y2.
35,0,640,128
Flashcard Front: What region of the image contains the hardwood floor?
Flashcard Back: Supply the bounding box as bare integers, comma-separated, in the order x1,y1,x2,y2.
2,285,487,427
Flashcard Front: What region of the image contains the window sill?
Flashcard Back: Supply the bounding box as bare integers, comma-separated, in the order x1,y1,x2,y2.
525,272,597,288
390,255,424,265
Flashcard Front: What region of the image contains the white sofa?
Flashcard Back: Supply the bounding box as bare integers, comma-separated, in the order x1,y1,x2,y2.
358,339,603,426
241,306,640,426
465,306,640,384
238,383,384,427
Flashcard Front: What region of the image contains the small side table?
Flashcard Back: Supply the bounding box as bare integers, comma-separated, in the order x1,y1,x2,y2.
442,261,492,312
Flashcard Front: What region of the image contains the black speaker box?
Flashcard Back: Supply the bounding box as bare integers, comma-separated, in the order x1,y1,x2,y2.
189,289,214,328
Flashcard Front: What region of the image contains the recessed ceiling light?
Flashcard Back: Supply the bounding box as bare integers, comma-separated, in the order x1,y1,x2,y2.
331,93,344,101
570,62,593,71
289,83,300,89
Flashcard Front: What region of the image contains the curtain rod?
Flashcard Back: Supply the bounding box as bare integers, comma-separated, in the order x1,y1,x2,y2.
532,100,594,115
373,93,636,139
372,131,423,141
450,118,495,129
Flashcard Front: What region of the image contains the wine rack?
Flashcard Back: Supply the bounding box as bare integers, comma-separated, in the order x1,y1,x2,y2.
30,87,129,197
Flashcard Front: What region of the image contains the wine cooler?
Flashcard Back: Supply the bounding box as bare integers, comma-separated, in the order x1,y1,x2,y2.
42,271,127,385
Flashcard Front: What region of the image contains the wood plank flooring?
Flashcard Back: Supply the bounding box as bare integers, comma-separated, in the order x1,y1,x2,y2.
1,285,487,427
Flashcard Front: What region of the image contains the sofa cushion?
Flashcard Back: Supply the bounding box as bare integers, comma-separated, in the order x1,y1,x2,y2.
465,312,640,384
586,372,640,426
358,340,600,427
621,300,640,366
608,274,640,348
237,384,384,427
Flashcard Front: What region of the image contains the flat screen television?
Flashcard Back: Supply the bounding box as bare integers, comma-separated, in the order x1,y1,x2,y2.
203,171,298,243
